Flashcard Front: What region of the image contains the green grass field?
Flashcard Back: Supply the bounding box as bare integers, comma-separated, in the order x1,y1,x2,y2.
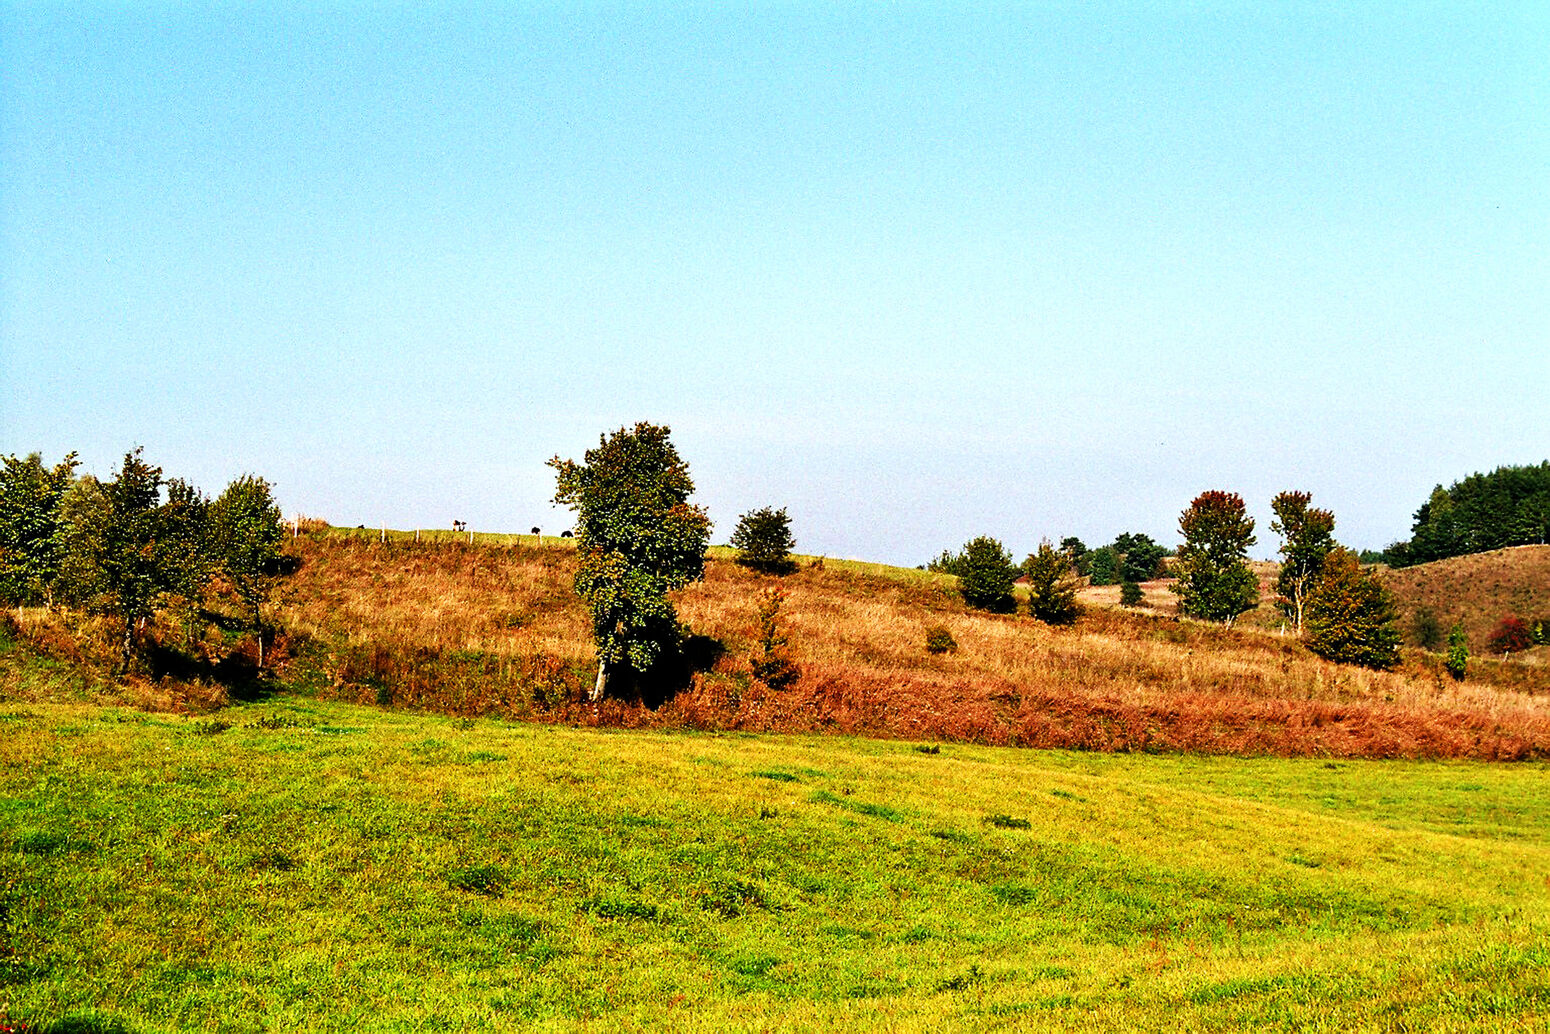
3,694,1548,1032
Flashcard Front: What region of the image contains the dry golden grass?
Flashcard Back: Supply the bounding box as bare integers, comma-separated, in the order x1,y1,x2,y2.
1381,544,1550,650
272,535,1550,760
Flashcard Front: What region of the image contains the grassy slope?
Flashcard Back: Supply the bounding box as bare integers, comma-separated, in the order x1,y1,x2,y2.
274,534,1550,759
3,694,1548,1032
1381,545,1550,652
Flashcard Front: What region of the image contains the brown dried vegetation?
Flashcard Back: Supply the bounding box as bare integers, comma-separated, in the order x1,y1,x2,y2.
273,534,1550,760
1381,544,1550,652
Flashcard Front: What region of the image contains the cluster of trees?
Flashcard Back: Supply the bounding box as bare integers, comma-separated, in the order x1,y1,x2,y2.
1383,461,1550,567
1167,489,1401,670
934,535,1081,625
0,449,288,671
930,489,1403,670
1062,533,1171,587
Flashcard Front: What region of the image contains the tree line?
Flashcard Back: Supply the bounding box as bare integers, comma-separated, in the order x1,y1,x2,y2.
0,448,287,672
1382,461,1550,567
931,488,1407,671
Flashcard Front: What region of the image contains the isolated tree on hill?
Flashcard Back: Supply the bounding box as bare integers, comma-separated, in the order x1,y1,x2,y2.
1270,490,1336,635
209,475,286,668
0,451,79,606
1021,542,1081,625
1171,491,1259,626
956,536,1017,613
550,423,711,701
1303,548,1401,669
731,506,796,574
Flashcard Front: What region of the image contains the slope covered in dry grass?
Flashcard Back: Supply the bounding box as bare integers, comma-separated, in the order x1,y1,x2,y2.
1381,544,1550,651
273,533,1550,760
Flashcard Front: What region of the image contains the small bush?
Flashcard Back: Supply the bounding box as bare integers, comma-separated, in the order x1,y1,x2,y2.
749,587,799,690
1119,581,1144,607
924,627,957,654
1488,615,1532,654
1412,606,1443,650
985,814,1031,830
1446,621,1469,681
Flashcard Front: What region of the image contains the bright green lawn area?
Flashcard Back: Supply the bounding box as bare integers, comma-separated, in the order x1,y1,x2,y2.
2,698,1547,1032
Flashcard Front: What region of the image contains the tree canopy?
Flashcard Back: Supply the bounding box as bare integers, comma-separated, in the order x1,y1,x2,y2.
1022,542,1081,625
550,423,711,701
1389,461,1550,565
0,451,78,606
1270,490,1336,635
730,506,796,574
1303,548,1402,669
956,535,1017,613
1170,491,1259,625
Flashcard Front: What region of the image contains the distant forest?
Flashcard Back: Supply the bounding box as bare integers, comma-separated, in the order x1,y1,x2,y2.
1385,461,1550,567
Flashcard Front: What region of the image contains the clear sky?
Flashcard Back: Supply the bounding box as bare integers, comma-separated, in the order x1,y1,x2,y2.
3,3,1546,565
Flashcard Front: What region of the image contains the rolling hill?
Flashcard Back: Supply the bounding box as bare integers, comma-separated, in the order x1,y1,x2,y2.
256,530,1550,760
1381,544,1550,653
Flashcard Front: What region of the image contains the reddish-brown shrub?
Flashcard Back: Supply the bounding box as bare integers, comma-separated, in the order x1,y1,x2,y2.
1488,615,1532,654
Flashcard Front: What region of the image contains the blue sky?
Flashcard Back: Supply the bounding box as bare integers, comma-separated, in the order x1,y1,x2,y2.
3,3,1546,564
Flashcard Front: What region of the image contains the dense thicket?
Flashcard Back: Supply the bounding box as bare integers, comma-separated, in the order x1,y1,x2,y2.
1387,461,1550,566
0,448,287,672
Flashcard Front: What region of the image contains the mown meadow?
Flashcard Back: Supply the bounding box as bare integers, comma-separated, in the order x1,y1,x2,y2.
2,693,1548,1032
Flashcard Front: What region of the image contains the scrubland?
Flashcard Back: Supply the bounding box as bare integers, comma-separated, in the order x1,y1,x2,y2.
269,532,1550,761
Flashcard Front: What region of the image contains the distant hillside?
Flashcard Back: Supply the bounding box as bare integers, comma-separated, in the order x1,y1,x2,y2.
1382,544,1550,652
261,533,1550,760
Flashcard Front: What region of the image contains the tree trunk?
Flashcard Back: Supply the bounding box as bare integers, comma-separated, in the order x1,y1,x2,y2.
120,618,135,674
254,603,265,671
591,661,607,702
